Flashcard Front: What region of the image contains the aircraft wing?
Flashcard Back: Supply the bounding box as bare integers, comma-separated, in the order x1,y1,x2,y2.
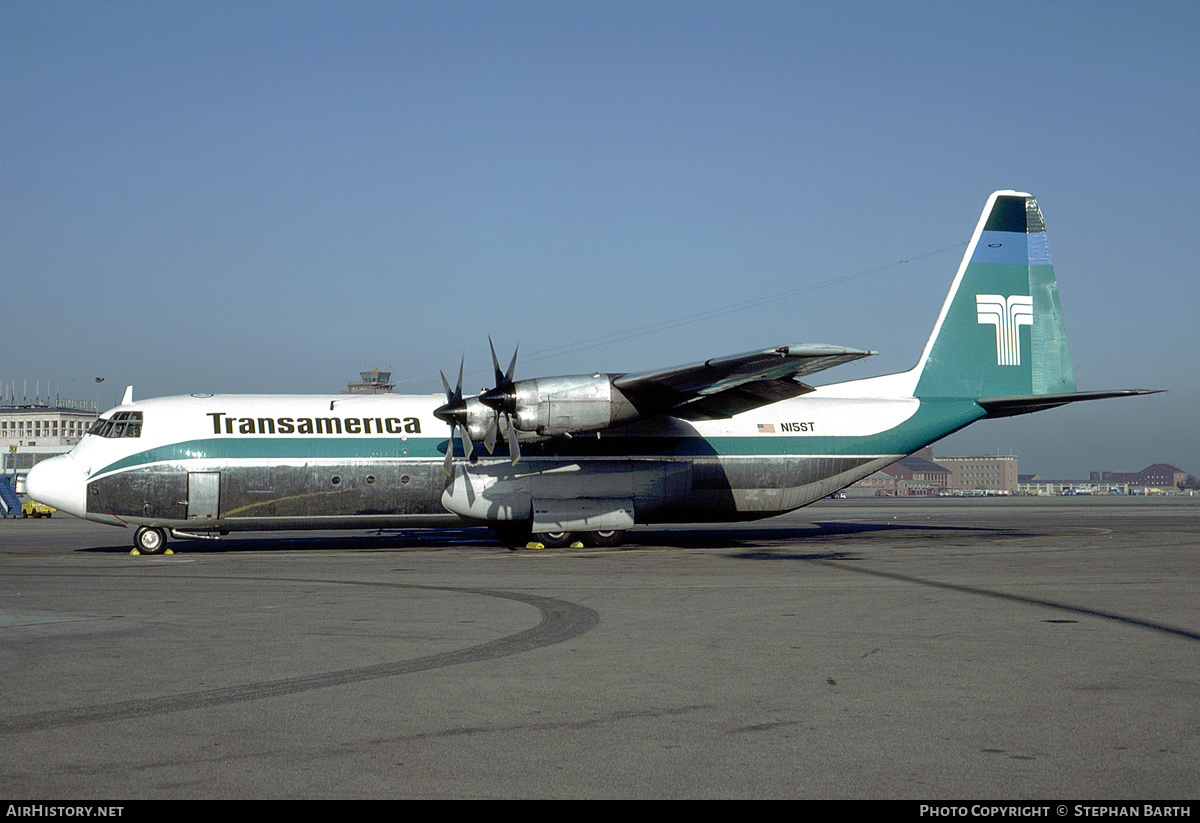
613,344,875,419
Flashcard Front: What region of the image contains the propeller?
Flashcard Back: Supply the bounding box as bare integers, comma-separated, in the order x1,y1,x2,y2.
480,337,522,465
433,356,474,476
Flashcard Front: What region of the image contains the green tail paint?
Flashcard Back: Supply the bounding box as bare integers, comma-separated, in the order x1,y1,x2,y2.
913,191,1077,401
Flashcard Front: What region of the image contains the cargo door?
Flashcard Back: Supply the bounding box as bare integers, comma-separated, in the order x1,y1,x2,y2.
187,472,221,520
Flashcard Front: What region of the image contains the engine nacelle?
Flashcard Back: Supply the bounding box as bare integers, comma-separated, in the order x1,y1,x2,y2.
507,374,641,437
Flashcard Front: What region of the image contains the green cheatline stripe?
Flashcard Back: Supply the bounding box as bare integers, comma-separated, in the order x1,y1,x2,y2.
93,399,987,477
95,437,444,476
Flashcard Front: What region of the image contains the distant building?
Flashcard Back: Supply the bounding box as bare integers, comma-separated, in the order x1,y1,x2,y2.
1090,464,1187,491
850,470,897,497
341,368,397,395
937,454,1019,494
1,402,98,474
847,446,1018,496
886,452,951,495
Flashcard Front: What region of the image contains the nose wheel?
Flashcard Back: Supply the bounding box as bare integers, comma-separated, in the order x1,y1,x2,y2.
133,526,169,555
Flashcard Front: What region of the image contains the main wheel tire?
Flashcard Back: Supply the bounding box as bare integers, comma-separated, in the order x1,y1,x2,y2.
536,531,576,548
581,530,626,548
134,526,168,555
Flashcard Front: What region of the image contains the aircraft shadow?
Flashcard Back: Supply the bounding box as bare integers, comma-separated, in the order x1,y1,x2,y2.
633,520,1002,551
76,527,499,554
76,519,1005,555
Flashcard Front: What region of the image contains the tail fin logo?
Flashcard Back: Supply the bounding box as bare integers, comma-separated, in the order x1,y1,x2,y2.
976,294,1033,366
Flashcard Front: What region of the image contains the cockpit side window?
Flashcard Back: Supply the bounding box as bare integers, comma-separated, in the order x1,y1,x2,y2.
88,411,143,439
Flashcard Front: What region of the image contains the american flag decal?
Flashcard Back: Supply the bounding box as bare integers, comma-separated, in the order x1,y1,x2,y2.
757,423,775,433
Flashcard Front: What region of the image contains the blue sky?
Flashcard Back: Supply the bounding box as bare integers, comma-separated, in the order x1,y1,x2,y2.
3,1,1196,479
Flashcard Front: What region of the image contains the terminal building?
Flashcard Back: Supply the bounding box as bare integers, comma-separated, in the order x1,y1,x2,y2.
2,398,98,512
2,401,98,473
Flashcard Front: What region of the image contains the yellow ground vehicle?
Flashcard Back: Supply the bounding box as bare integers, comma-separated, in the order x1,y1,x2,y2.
22,500,54,518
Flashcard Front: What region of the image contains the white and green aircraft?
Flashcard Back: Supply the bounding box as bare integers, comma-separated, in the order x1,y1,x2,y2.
26,191,1154,553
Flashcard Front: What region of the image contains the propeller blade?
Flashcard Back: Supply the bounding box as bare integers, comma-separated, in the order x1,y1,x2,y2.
484,413,498,454
489,337,504,387
488,337,518,384
443,426,455,477
504,345,518,385
506,416,520,465
459,423,474,462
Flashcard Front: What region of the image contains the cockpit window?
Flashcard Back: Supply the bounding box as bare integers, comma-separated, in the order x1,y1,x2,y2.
89,411,143,438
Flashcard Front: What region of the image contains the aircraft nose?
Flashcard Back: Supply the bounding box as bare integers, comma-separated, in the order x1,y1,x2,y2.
25,454,87,518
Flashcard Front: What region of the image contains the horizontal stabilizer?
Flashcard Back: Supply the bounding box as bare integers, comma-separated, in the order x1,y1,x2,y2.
977,389,1162,419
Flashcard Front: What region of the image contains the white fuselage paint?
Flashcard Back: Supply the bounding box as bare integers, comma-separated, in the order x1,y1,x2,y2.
25,373,949,534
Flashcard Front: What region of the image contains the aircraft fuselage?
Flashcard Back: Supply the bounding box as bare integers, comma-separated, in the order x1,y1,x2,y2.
37,381,978,536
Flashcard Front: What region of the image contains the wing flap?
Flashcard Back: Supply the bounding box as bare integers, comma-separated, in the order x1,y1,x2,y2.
615,344,873,393
670,379,817,420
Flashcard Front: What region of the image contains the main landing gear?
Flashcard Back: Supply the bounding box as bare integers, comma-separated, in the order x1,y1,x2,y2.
491,524,627,550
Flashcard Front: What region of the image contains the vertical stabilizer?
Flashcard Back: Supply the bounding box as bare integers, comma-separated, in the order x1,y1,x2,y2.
913,191,1077,399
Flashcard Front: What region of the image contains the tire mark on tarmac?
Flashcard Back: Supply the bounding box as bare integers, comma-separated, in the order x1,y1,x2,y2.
0,583,599,735
736,551,1200,643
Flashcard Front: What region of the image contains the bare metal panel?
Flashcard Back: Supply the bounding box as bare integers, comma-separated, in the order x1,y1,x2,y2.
188,472,220,521
87,468,187,521
531,497,635,532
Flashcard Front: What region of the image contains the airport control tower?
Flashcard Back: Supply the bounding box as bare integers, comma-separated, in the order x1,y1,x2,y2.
341,368,397,395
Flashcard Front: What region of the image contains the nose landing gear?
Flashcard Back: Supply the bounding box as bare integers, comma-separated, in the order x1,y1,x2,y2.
133,526,170,555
